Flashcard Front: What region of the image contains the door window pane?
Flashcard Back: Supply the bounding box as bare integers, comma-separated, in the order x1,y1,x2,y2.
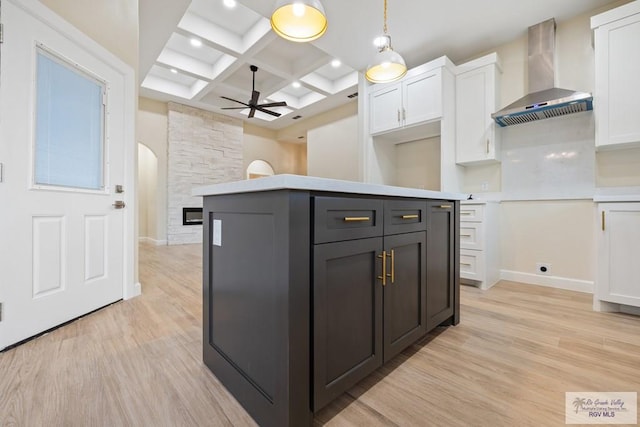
34,47,105,190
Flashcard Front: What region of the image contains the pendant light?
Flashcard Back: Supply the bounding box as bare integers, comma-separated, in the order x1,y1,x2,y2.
365,0,407,83
270,0,328,43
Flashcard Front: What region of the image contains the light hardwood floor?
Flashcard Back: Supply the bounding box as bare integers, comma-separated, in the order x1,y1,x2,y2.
1,242,639,426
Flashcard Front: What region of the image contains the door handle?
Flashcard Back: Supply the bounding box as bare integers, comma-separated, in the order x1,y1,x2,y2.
388,249,395,284
377,251,387,286
113,200,126,209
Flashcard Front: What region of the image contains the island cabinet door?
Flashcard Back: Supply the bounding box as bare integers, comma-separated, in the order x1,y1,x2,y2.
426,201,456,331
383,231,427,362
313,237,384,411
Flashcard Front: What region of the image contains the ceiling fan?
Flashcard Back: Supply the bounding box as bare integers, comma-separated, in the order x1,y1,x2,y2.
221,65,287,118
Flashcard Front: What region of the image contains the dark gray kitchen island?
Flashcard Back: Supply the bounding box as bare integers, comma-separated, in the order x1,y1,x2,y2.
193,175,465,427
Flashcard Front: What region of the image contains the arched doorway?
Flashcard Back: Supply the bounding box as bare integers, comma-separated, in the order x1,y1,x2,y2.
138,142,159,242
246,159,275,179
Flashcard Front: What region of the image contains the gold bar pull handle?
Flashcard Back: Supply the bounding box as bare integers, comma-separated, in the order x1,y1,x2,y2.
439,205,452,209
344,216,370,222
602,211,605,231
486,139,490,154
401,214,419,219
388,249,395,283
461,262,472,266
377,251,387,286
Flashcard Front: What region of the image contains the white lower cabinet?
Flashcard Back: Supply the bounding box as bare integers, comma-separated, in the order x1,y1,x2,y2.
460,201,500,290
596,203,640,307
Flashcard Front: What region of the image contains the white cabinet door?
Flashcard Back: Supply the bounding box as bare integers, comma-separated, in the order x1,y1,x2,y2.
456,63,500,164
597,203,640,306
369,83,402,134
593,6,640,149
403,70,442,126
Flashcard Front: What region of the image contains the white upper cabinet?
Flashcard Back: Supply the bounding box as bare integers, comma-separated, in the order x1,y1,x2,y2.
403,70,442,127
592,2,640,150
369,82,403,134
455,53,502,165
369,65,443,136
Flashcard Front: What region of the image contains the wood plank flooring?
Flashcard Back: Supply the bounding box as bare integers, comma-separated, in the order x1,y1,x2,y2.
1,242,639,426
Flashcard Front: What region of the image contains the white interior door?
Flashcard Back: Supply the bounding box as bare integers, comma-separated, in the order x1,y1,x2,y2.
0,0,135,349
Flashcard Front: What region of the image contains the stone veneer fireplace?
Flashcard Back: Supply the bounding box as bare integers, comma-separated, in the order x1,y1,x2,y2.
167,102,243,245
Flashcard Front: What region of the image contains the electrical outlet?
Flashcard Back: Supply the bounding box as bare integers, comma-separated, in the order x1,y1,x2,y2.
536,263,552,275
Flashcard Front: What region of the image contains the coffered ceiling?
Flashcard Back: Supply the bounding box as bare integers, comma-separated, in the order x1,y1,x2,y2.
139,0,624,134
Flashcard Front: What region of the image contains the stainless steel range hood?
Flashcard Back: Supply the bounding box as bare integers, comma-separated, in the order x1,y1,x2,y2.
491,18,593,127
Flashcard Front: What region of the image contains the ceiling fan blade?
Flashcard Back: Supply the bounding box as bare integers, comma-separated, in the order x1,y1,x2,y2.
221,107,248,110
251,90,260,106
257,101,287,108
255,106,282,117
220,96,250,107
248,107,256,118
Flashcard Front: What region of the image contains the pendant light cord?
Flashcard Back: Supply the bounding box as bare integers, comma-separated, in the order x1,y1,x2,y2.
383,0,388,34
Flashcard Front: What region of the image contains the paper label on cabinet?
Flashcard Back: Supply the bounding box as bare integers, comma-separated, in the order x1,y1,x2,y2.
212,219,222,246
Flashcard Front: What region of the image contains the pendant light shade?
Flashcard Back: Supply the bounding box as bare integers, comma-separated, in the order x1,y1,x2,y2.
365,0,407,83
271,0,328,43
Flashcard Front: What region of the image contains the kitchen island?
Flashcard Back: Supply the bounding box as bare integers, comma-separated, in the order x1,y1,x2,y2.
193,175,465,427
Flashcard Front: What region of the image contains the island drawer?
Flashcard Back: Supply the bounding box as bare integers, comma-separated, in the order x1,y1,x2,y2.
313,196,384,243
384,200,428,235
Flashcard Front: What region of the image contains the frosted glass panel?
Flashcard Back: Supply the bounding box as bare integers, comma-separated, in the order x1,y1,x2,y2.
35,48,105,190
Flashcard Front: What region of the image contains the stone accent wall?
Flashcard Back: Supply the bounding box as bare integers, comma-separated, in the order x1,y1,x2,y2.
167,102,243,245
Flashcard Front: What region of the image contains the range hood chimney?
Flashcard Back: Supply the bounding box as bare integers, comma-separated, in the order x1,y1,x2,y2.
491,18,593,127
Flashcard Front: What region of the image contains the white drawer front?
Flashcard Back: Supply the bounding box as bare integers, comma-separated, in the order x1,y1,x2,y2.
460,222,483,250
460,204,484,222
460,249,485,281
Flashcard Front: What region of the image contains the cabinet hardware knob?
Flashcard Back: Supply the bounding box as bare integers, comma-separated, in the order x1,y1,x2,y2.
344,216,370,222
377,251,387,286
439,205,452,209
401,214,419,219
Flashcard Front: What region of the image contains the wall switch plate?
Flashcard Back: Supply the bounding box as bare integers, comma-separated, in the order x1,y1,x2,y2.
536,263,552,275
481,182,488,191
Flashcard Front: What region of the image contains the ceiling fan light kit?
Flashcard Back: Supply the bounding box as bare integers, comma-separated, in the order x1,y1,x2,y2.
270,0,328,42
366,0,408,84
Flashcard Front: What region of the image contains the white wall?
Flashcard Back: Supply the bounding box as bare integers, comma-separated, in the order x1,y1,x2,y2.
39,0,139,71
307,115,359,181
137,143,158,240
138,97,168,244
395,137,441,190
243,124,307,176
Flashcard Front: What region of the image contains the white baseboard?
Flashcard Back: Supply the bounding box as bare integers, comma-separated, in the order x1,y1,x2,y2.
124,281,142,299
500,270,593,294
139,237,167,246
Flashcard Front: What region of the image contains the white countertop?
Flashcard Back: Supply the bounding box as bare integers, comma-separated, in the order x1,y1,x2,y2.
192,174,467,200
593,187,640,202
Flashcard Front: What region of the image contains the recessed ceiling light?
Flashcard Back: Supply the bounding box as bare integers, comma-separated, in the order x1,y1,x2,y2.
292,81,301,89
331,59,341,68
223,0,237,8
190,38,203,47
170,68,178,74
